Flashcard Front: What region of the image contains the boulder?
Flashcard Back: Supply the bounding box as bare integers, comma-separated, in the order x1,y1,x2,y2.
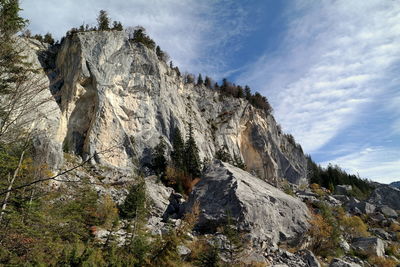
346,199,375,214
184,161,310,247
379,205,398,218
145,176,174,217
329,258,361,267
335,185,352,195
302,250,320,267
351,237,385,257
339,237,351,252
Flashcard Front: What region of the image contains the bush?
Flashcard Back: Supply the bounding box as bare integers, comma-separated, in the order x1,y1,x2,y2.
368,256,397,267
164,166,200,195
308,212,334,256
308,203,342,257
339,215,369,239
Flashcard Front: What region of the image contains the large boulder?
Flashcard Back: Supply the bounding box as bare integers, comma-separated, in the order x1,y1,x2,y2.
379,205,398,218
351,237,385,257
184,161,310,246
345,198,375,215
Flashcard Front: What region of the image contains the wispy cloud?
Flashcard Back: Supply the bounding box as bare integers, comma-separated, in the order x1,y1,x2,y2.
20,0,251,77
320,147,400,184
237,0,400,153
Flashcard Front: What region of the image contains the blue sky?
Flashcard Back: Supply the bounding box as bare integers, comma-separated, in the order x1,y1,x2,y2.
21,0,400,183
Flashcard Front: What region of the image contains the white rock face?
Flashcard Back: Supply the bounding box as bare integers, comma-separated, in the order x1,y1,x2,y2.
184,160,310,246
26,31,307,184
12,38,63,169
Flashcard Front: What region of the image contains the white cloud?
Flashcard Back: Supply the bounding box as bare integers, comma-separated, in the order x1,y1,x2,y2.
20,0,251,78
237,0,400,153
321,147,400,184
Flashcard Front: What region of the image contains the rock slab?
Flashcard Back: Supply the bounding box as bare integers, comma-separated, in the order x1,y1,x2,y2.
184,160,310,246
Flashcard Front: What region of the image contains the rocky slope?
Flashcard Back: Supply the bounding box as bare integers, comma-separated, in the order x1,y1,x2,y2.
26,31,307,185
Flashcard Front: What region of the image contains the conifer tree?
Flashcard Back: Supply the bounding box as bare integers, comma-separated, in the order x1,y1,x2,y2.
204,76,212,88
119,179,147,219
215,145,232,164
43,32,54,45
171,127,185,170
236,85,244,98
197,73,203,85
97,10,110,31
112,21,123,31
184,123,201,178
152,136,167,176
244,85,251,100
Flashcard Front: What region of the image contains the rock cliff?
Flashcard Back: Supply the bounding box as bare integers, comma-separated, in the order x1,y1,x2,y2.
25,31,307,184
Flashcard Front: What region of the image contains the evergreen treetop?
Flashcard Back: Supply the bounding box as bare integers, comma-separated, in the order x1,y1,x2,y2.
97,10,110,31
197,74,203,85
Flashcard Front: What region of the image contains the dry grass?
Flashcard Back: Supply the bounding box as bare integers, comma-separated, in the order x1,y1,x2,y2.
368,256,397,267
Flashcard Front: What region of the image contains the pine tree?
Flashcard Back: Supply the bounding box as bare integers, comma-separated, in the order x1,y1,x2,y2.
119,179,147,219
171,127,185,170
97,10,110,31
156,45,166,61
204,76,212,88
43,32,54,45
152,136,167,176
236,86,244,98
184,123,201,178
244,85,251,100
112,21,123,31
197,73,203,85
215,145,232,164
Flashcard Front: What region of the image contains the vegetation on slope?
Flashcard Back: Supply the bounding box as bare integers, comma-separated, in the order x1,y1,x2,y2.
307,156,374,199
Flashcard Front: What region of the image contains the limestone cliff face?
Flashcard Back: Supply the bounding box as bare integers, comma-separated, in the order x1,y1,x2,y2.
32,31,307,184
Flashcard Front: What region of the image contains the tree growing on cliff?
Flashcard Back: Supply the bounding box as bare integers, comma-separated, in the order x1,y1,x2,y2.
171,127,185,170
184,123,201,178
43,32,54,45
197,74,203,86
129,26,156,50
112,21,123,31
204,76,212,88
97,10,110,30
152,136,167,177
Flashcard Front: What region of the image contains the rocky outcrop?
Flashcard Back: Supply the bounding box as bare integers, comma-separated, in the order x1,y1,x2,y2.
390,181,400,188
184,160,310,246
22,31,308,184
369,185,400,211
